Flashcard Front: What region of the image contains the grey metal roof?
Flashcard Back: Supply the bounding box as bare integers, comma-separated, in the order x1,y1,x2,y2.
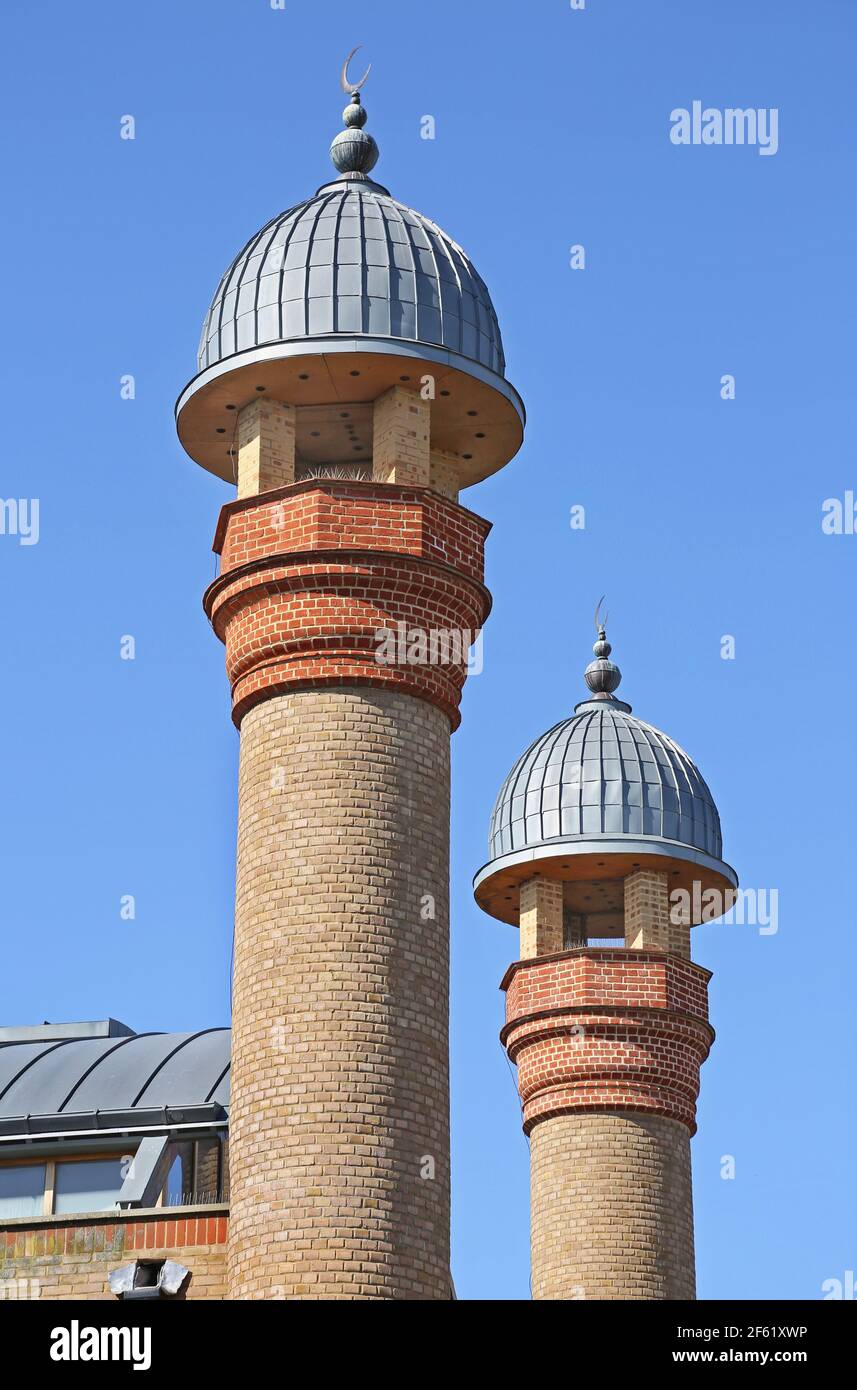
488,704,723,863
0,1019,134,1045
197,182,505,378
0,1029,230,1135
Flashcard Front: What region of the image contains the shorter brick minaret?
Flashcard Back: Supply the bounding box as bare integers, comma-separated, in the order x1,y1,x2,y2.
474,615,737,1300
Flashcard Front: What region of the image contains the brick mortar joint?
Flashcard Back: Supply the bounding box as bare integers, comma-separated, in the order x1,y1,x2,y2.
501,1004,715,1055
211,480,493,554
0,1204,229,1233
203,548,493,633
230,671,464,734
520,1075,705,1115
499,947,714,993
226,630,475,687
521,1072,704,1108
522,1097,701,1137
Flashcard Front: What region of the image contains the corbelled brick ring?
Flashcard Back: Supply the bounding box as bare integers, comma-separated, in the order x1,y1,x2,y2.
501,950,714,1135
204,480,492,729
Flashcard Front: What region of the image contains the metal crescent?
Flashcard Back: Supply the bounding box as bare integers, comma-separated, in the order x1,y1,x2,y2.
341,46,372,96
594,595,608,632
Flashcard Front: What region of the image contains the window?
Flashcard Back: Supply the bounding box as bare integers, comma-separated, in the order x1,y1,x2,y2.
0,1137,227,1217
0,1163,47,1218
53,1158,126,1215
164,1152,185,1207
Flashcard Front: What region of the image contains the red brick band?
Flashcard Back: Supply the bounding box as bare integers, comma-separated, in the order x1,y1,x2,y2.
501,949,714,1135
0,1211,228,1257
204,483,492,729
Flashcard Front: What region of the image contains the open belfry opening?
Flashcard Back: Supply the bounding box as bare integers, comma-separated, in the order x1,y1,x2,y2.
233,387,462,501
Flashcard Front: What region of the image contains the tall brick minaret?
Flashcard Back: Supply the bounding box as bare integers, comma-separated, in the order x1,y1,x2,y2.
175,58,524,1299
474,616,737,1300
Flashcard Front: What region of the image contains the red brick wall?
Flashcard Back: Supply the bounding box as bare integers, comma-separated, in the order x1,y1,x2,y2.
502,949,713,1133
205,481,492,728
213,481,490,581
0,1208,228,1300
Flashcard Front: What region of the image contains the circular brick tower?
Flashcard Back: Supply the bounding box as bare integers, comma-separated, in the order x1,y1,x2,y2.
175,65,524,1299
474,620,737,1300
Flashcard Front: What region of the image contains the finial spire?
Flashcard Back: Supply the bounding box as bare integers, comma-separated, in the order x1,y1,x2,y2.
330,47,379,178
340,46,372,95
578,597,631,710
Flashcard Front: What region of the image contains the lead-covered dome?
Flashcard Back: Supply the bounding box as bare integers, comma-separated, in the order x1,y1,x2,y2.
474,621,737,927
488,705,722,862
197,183,505,378
177,77,524,486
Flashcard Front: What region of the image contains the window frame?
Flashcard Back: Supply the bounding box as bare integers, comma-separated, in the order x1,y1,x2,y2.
0,1148,132,1217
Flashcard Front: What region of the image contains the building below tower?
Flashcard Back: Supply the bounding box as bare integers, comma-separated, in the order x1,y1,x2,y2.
0,1021,230,1300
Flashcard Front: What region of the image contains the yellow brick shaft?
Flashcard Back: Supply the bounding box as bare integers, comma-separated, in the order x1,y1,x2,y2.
227,688,451,1299
530,1113,696,1300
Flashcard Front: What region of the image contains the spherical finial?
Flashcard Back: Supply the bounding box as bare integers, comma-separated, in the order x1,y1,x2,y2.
583,598,623,697
342,94,368,128
330,49,379,177
330,122,379,175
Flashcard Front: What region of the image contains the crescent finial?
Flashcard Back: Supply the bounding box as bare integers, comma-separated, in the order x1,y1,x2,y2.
341,45,372,96
594,595,608,635
582,599,624,704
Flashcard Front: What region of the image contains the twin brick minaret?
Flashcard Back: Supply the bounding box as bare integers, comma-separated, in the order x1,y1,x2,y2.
177,69,523,1299
474,620,737,1298
177,62,735,1300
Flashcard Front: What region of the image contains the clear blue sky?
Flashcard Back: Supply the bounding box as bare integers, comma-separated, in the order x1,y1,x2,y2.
1,0,854,1300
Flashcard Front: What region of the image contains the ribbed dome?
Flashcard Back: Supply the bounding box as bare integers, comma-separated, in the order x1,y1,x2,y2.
488,705,722,863
178,80,525,486
198,182,505,378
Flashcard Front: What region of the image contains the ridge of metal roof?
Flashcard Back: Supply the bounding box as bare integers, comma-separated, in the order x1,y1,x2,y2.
0,1028,231,1136
0,1019,135,1045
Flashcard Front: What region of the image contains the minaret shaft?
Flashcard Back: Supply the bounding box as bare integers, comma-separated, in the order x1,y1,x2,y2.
228,689,451,1299
179,55,526,1300
501,946,713,1301
477,618,736,1301
206,472,492,1298
530,1112,695,1300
